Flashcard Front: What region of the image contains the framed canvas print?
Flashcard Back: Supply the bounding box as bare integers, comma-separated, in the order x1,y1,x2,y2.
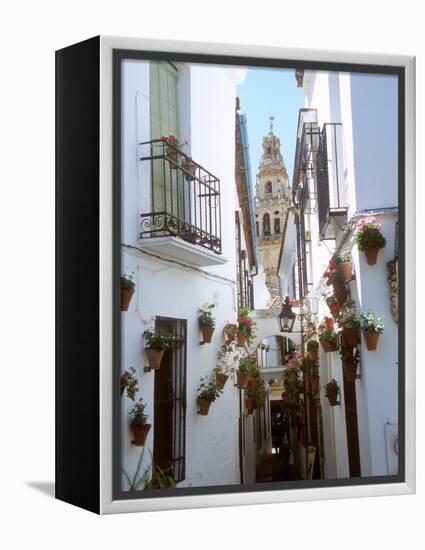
55,36,415,514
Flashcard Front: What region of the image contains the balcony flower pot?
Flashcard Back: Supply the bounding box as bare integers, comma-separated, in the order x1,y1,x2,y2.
363,330,380,350
236,370,250,389
215,371,229,390
341,324,360,348
364,247,379,265
344,360,358,382
245,396,255,414
337,261,353,282
145,348,165,370
200,325,215,344
130,422,151,446
237,332,247,347
197,397,212,416
183,158,197,181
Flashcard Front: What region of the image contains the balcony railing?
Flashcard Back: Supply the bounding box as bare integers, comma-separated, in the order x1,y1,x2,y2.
139,140,222,255
316,123,347,240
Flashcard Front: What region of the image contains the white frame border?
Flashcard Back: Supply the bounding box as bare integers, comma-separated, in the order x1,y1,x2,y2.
99,35,415,514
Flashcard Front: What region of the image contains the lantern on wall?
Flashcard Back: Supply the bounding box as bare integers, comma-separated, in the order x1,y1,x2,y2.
277,296,296,333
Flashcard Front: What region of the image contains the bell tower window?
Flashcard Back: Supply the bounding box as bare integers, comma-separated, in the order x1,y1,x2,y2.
265,181,272,197
263,213,270,236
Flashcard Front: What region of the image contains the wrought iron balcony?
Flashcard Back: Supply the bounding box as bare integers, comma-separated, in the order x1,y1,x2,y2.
139,140,222,256
316,123,348,240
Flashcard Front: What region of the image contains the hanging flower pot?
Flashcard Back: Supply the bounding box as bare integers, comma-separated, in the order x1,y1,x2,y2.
215,371,229,390
343,360,358,382
237,332,246,347
245,396,255,414
334,285,348,306
337,262,353,282
197,397,212,416
131,422,151,446
145,348,165,370
365,247,379,265
341,324,360,348
326,390,339,406
320,338,338,353
363,331,380,350
236,370,250,389
121,274,135,311
223,323,238,341
200,325,215,344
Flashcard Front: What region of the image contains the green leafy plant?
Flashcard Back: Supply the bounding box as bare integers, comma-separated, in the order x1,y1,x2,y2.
121,273,135,291
144,328,176,350
334,250,352,264
121,448,176,491
325,295,339,307
121,367,139,401
355,217,386,251
338,303,359,328
197,375,223,402
121,448,151,491
329,270,345,287
237,307,256,344
238,355,257,374
318,317,338,344
216,341,242,375
246,373,266,408
129,398,149,428
306,340,319,352
325,378,339,397
360,311,384,333
198,303,216,328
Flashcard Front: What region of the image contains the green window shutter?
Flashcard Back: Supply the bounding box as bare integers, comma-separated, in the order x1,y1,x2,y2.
150,62,183,219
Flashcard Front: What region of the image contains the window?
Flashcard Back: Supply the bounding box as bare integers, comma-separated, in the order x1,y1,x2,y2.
274,218,281,234
263,213,270,235
153,316,187,483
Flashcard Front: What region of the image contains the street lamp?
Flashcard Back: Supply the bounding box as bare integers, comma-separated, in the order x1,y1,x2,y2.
277,296,296,333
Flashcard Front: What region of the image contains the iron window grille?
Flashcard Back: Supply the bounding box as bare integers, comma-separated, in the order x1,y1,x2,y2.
139,139,222,254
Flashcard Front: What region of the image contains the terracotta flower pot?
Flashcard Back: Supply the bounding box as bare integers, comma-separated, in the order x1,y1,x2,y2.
308,349,318,361
145,348,165,370
326,390,339,406
341,324,360,348
200,325,214,344
131,423,151,446
344,360,358,382
363,330,380,351
224,323,238,341
320,338,338,353
121,288,134,311
236,370,250,389
197,397,212,416
337,261,353,282
166,146,181,168
310,378,320,395
215,371,229,390
183,159,197,181
364,247,379,266
245,396,255,414
333,285,348,306
236,332,246,347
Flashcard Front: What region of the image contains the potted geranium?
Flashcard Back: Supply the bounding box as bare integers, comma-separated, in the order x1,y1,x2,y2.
329,271,348,306
360,310,384,350
198,303,216,344
334,250,353,282
121,273,135,311
214,341,242,389
143,328,174,370
325,379,340,406
237,355,256,389
197,375,223,415
318,317,339,352
161,135,188,168
309,367,320,395
237,307,256,347
129,398,151,446
325,294,341,317
355,216,387,265
339,303,360,348
121,367,139,400
340,347,360,382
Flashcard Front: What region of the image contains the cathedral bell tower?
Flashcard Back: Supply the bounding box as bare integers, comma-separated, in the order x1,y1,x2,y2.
255,117,290,298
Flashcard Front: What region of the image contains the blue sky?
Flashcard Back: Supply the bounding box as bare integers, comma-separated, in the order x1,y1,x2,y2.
237,68,305,186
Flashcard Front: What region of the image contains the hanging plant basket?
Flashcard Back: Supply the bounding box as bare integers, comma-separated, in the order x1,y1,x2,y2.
320,338,339,353
245,396,255,414
200,325,215,344
310,378,320,395
236,332,247,347
145,348,165,370
326,390,339,406
343,360,358,382
130,423,151,446
364,247,379,266
215,371,229,390
337,261,353,282
236,370,250,389
333,285,348,306
363,330,380,350
197,397,212,416
341,324,360,348
121,288,135,312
